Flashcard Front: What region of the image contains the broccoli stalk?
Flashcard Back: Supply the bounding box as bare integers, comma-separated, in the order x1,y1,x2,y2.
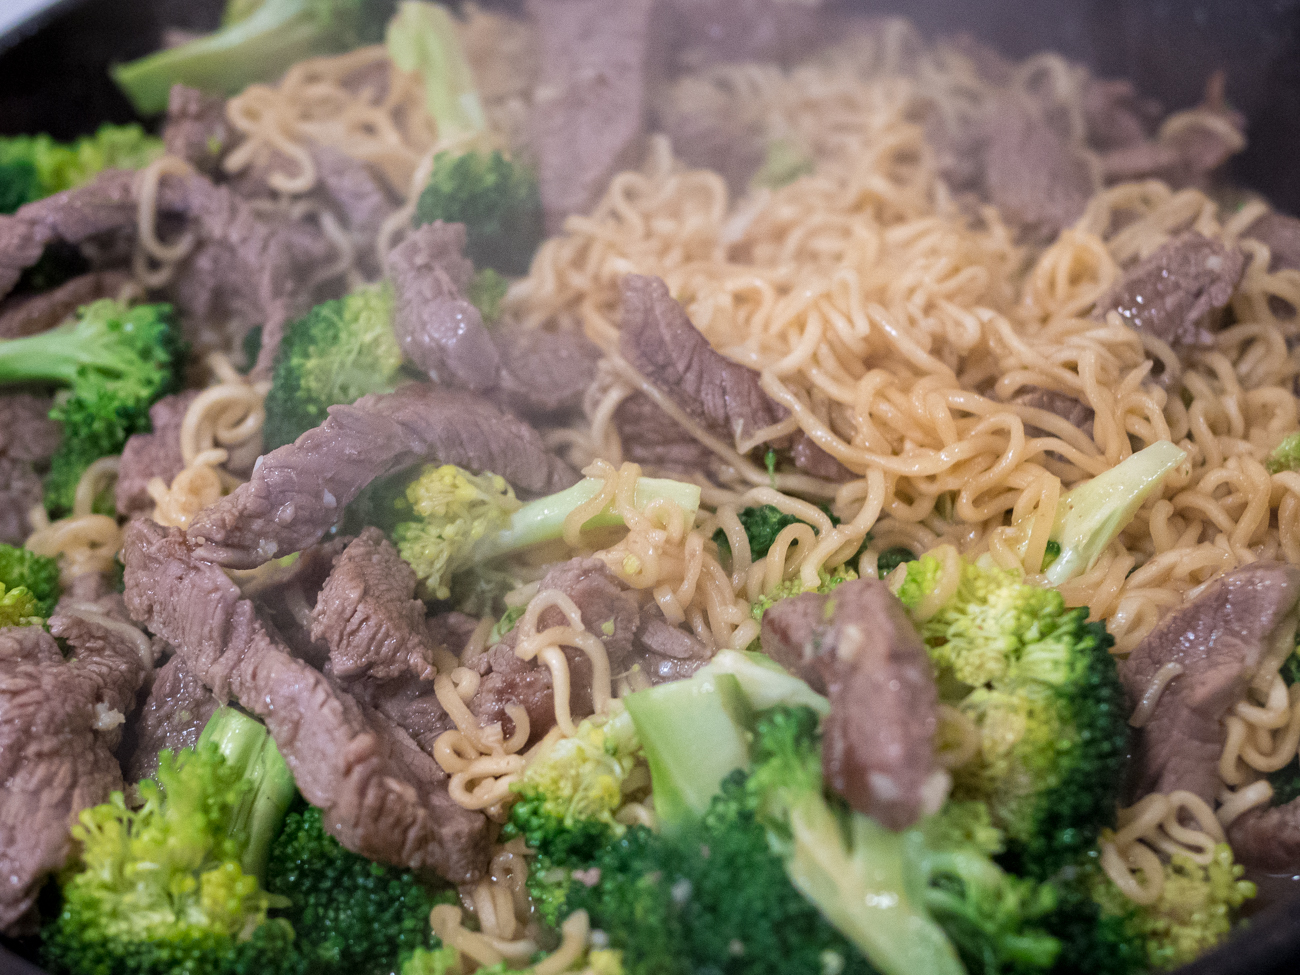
1043,440,1186,584
0,299,185,515
41,707,300,975
112,0,401,115
392,465,701,599
263,283,404,450
385,0,486,143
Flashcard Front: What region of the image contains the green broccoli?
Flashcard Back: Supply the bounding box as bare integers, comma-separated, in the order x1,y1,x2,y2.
414,150,544,276
0,584,44,627
390,464,701,600
385,0,486,143
1267,431,1300,474
264,804,452,975
111,0,401,115
41,707,300,975
895,555,1130,878
0,543,61,618
0,124,163,213
713,502,851,561
876,546,917,576
466,267,508,322
0,299,186,516
1046,844,1254,974
1043,440,1185,584
262,283,404,450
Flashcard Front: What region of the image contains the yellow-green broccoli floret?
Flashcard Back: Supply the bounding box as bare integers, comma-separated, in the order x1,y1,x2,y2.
1267,431,1300,474
0,582,45,627
0,124,163,213
749,565,858,623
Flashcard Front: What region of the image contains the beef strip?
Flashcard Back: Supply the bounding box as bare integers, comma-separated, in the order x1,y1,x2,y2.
981,97,1096,242
0,614,148,933
390,221,500,392
1091,231,1246,346
761,578,941,830
612,392,718,475
1245,212,1300,274
791,432,855,481
121,518,489,882
428,611,483,655
494,323,601,421
633,610,711,683
123,652,219,783
526,0,663,232
161,85,233,176
0,270,132,339
1082,78,1160,152
0,393,62,545
657,75,767,195
664,0,826,69
620,273,788,446
311,144,397,244
1009,385,1096,440
115,390,199,518
1118,562,1300,804
186,384,579,569
311,527,438,681
344,674,456,756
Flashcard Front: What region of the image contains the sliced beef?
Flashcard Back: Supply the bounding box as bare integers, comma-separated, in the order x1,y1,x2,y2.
1091,231,1245,346
121,518,490,882
981,97,1095,241
1245,212,1300,274
345,674,456,756
494,324,601,421
1227,800,1300,871
311,144,397,257
657,77,766,195
0,615,148,933
186,384,578,569
390,221,500,392
526,0,662,232
0,458,44,546
761,578,941,830
1082,78,1160,152
474,557,640,742
122,652,218,783
791,432,855,481
664,0,826,69
1118,562,1300,804
162,85,233,177
311,527,438,681
115,390,198,518
634,611,711,683
620,273,788,446
1009,385,1096,440
0,393,62,545
427,610,484,655
0,270,131,339
612,392,718,474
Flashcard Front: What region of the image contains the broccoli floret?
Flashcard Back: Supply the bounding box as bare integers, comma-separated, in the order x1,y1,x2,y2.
263,283,403,450
0,543,61,617
713,502,854,562
1048,844,1254,974
390,465,701,601
1267,431,1300,474
1044,440,1185,584
264,805,451,975
112,0,401,115
414,150,543,276
897,556,1130,878
0,583,44,627
749,564,857,623
0,124,163,212
467,267,508,322
41,707,299,975
876,546,916,576
0,299,185,516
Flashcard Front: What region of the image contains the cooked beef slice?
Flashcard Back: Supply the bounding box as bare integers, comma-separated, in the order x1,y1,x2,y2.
121,519,489,882
494,324,601,422
115,390,198,517
186,384,579,569
427,610,483,655
620,273,788,446
0,270,131,339
1081,77,1160,152
665,0,826,69
1227,798,1300,871
123,652,218,783
0,615,148,933
761,578,941,830
311,528,437,681
1245,212,1300,274
1118,562,1300,804
791,432,855,481
311,143,397,244
981,97,1095,241
634,610,711,683
1091,231,1245,346
612,391,718,474
474,557,640,742
1009,385,1096,440
390,221,500,392
657,77,767,195
345,673,456,756
162,85,233,176
0,458,43,546
526,0,662,232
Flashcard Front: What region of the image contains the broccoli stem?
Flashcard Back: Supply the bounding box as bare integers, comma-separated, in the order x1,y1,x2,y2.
111,0,366,114
197,706,297,880
0,320,119,386
472,475,702,562
385,1,487,142
1044,440,1186,584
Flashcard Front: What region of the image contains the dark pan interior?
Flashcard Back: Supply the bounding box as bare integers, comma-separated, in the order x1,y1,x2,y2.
2,1,1299,974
